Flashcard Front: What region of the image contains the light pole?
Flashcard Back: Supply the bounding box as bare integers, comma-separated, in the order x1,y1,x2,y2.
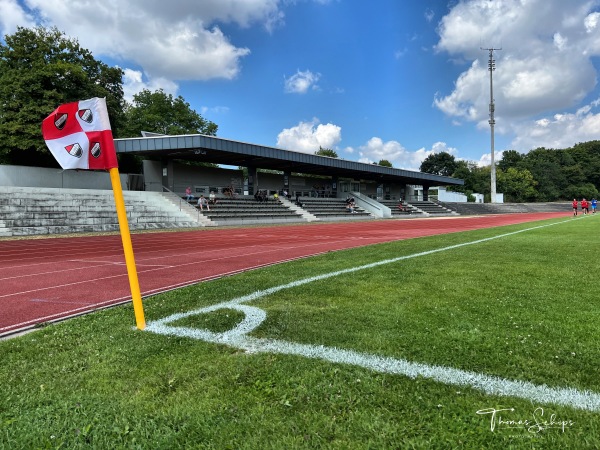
482,47,500,203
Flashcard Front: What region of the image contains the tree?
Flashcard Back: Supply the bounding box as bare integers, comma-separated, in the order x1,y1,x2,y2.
448,160,475,193
496,167,538,202
567,141,600,189
565,182,599,200
419,152,457,176
0,26,125,166
497,150,523,172
519,148,566,201
469,166,492,198
121,89,217,138
377,159,393,167
314,147,338,158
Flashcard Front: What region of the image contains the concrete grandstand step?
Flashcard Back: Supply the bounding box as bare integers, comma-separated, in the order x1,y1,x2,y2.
298,197,374,220
189,195,305,223
0,186,207,236
0,220,10,236
410,201,458,216
279,197,318,221
440,201,571,215
161,191,214,226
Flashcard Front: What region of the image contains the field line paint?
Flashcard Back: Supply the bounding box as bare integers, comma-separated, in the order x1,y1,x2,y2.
145,218,600,411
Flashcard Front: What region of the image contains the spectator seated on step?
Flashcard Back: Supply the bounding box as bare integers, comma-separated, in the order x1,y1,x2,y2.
223,185,235,198
397,200,409,212
346,203,358,214
197,195,210,211
209,191,218,205
255,190,267,202
345,196,357,210
185,186,194,202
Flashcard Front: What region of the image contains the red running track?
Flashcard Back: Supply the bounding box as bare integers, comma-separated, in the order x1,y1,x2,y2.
0,213,567,337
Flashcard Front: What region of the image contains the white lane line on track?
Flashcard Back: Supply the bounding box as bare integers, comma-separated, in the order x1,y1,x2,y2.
29,298,97,305
0,295,133,332
0,241,355,299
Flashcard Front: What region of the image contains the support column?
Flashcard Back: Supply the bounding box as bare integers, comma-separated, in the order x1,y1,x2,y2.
283,171,290,192
247,166,257,195
423,185,430,201
161,159,174,192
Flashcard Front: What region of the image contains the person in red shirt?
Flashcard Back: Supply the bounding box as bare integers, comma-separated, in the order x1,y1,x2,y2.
582,198,589,215
572,199,579,216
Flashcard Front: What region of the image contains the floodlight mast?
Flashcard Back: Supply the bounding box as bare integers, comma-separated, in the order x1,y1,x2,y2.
482,47,501,203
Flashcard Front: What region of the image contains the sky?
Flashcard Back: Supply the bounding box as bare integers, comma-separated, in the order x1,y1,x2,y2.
2,0,600,171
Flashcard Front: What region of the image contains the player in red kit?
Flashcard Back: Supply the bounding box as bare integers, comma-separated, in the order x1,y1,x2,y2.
572,199,579,216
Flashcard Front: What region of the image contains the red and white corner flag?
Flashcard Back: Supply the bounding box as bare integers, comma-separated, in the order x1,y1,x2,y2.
40,97,146,329
41,97,118,170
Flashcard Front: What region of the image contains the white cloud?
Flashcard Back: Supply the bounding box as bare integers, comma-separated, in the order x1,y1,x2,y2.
355,137,408,165
276,118,341,152
348,138,457,171
284,70,320,94
394,48,408,59
200,105,230,116
477,150,504,168
424,8,435,23
122,69,178,102
584,11,600,32
0,0,35,35
15,0,284,84
553,32,568,51
510,98,600,150
434,0,600,137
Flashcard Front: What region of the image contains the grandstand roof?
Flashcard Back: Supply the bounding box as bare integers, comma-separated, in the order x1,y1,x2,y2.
115,134,463,187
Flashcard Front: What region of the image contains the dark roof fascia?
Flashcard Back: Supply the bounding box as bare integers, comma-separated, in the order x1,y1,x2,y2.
115,134,463,186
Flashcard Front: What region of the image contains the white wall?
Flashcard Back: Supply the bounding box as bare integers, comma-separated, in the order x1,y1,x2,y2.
414,186,502,204
0,165,126,190
492,193,504,203
437,188,468,203
142,160,163,192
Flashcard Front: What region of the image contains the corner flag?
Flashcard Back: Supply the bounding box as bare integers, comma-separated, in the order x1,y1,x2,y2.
42,97,146,330
41,97,118,170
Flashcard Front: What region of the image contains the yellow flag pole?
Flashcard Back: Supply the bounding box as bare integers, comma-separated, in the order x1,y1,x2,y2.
109,167,146,330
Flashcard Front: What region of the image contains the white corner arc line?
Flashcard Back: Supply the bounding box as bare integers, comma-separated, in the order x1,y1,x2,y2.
145,218,600,411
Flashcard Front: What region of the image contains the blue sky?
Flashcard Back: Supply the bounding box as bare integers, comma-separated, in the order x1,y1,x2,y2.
3,0,600,170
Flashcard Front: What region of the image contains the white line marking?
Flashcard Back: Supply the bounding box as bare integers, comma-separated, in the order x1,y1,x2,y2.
0,295,133,333
29,298,95,305
145,219,600,411
0,262,122,282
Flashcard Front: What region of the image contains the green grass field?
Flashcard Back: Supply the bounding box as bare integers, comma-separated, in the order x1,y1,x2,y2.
1,216,600,449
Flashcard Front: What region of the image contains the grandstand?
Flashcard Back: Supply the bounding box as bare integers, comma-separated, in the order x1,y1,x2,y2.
0,186,575,238
1,133,468,236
